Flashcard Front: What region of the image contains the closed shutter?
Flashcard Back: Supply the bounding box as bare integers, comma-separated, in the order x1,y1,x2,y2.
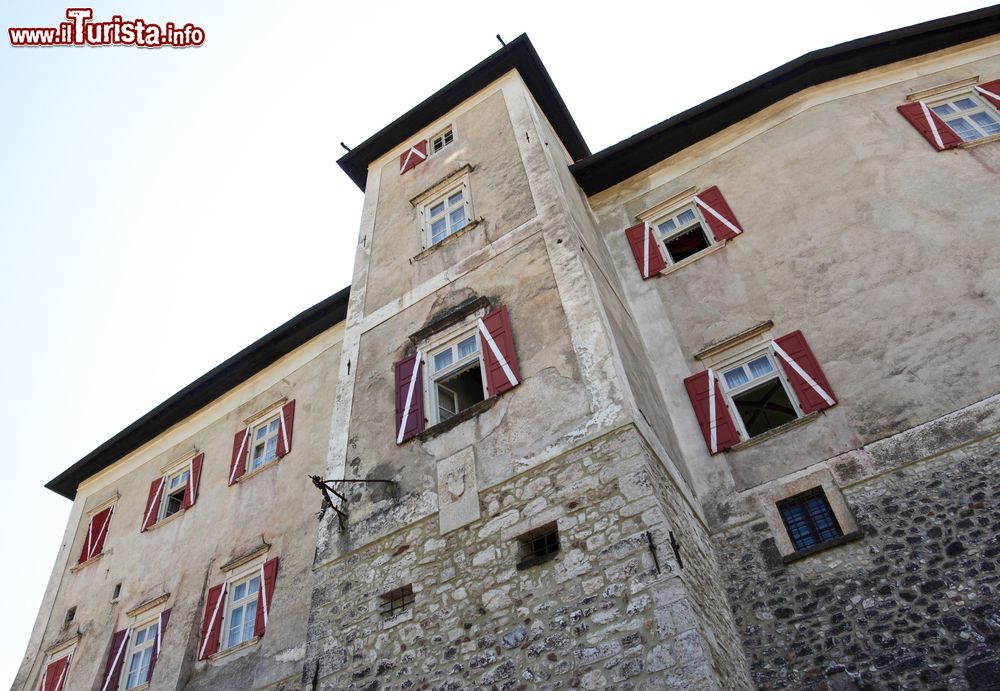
772,331,837,414
41,656,70,691
625,221,666,279
399,140,428,174
274,401,296,457
394,352,425,444
479,306,522,397
99,629,129,691
253,557,280,638
683,369,741,454
79,505,114,563
140,478,165,532
975,79,1000,109
897,101,962,150
182,453,204,509
198,583,227,660
228,427,250,485
146,608,171,683
695,186,744,242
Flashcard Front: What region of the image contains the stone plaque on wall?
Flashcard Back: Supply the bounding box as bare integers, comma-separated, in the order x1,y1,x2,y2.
437,446,480,535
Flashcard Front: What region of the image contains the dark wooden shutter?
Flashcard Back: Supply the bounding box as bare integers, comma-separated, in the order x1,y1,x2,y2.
228,428,250,485
683,370,741,454
253,557,280,638
773,331,837,414
99,629,129,691
182,453,204,509
140,478,164,532
696,186,744,242
394,353,425,443
976,80,1000,109
198,583,227,660
480,306,522,397
399,140,428,174
146,608,171,683
275,400,296,457
897,102,962,150
625,221,666,279
41,656,70,691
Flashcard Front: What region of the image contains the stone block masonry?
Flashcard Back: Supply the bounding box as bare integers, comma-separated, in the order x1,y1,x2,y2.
718,432,1000,690
304,425,752,690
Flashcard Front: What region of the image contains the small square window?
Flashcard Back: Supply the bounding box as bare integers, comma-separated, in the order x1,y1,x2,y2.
652,204,713,265
124,619,159,689
248,415,281,472
379,584,414,620
430,128,454,153
719,351,799,439
778,489,843,552
158,466,190,520
63,607,75,626
419,179,473,248
224,572,261,649
516,523,561,570
930,94,1000,142
427,333,486,425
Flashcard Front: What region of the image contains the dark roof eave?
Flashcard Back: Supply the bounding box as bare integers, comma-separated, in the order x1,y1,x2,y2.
337,33,590,191
45,285,351,500
570,4,1000,196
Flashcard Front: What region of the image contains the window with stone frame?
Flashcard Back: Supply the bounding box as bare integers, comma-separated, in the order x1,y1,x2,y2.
777,488,843,552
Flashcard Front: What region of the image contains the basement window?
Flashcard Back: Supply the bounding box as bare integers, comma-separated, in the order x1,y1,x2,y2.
379,584,414,620
778,488,843,551
428,334,486,425
516,523,561,570
653,205,713,264
720,352,799,438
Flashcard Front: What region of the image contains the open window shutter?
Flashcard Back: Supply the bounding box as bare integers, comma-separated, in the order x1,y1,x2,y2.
479,306,522,397
81,505,114,563
897,102,962,150
695,186,744,242
141,478,164,532
683,370,741,454
146,608,171,683
976,79,1000,109
625,221,666,279
182,453,204,509
253,557,280,638
99,629,129,691
198,583,227,660
275,400,296,457
228,428,250,485
394,353,425,444
772,331,837,414
399,140,428,174
41,656,70,691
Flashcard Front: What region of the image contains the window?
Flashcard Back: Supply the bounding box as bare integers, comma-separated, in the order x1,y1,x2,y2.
229,402,295,485
225,572,261,649
430,127,454,153
123,620,158,690
158,466,189,520
63,607,75,626
428,332,486,425
651,204,713,264
778,489,843,551
422,182,472,247
516,523,561,570
112,583,122,602
929,94,1000,142
141,453,203,531
379,584,414,620
719,351,799,439
248,414,281,472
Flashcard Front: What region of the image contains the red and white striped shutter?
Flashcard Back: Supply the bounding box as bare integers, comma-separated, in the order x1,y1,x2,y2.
399,140,428,174
146,608,171,683
41,656,70,691
228,427,250,485
253,557,280,638
99,629,129,691
479,306,522,397
80,505,115,563
695,186,744,242
198,583,227,660
625,221,666,279
274,401,296,458
140,478,165,532
976,79,1000,109
182,453,204,509
896,102,962,150
683,370,741,454
772,331,837,414
394,353,425,444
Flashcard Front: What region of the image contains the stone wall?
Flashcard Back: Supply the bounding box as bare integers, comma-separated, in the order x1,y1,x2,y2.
305,426,751,690
717,432,1000,690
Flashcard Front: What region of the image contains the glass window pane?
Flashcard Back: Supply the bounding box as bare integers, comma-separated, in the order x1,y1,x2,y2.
449,207,466,229
723,367,749,389
932,103,955,116
678,209,696,225
429,202,444,217
657,218,676,233
228,607,244,646
265,437,277,459
970,111,1000,134
234,582,246,600
243,601,257,641
434,349,453,371
946,117,979,141
457,336,478,358
955,97,977,110
747,356,774,379
447,191,463,206
249,576,260,592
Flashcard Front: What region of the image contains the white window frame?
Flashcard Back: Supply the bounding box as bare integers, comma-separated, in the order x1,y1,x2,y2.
156,464,191,521
120,618,158,690
649,201,715,266
421,317,489,427
928,91,1000,142
429,126,454,154
418,176,473,249
246,413,281,473
717,347,802,441
221,568,262,651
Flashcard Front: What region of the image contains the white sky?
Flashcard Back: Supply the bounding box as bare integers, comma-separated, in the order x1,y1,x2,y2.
0,0,990,684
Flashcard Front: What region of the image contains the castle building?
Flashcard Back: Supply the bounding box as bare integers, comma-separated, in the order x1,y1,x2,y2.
15,5,1000,690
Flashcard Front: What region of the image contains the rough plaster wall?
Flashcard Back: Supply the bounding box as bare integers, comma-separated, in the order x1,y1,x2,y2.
15,339,342,691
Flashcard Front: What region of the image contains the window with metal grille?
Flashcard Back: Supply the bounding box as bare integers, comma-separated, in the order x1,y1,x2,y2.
516,523,560,570
379,584,414,620
778,489,843,552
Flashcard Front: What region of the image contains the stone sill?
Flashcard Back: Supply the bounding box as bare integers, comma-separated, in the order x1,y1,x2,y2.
71,550,108,574
210,636,260,661
381,608,413,630
412,220,482,262
730,412,820,451
959,133,1000,149
782,531,865,565
415,396,498,442
235,457,282,485
145,508,185,532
